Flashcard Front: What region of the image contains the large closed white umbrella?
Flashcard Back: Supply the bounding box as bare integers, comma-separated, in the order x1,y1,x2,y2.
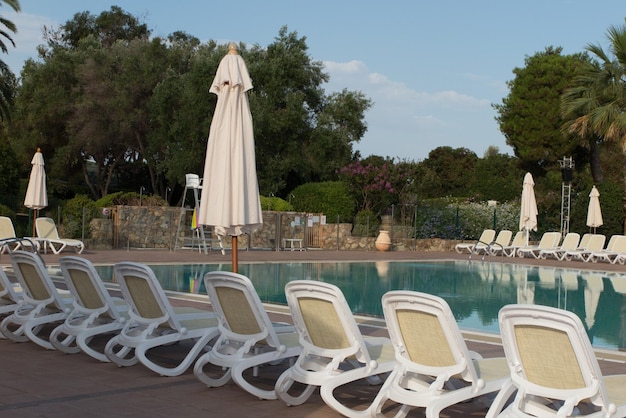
198,43,262,273
519,172,538,246
24,148,48,236
586,185,603,234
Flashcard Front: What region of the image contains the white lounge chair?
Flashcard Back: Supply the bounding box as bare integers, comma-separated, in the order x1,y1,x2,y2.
0,216,38,254
36,217,84,254
105,262,219,376
486,304,626,417
563,234,606,262
0,250,74,349
589,235,626,264
516,232,561,258
275,280,395,416
193,271,301,400
501,231,527,257
539,232,580,260
486,230,513,256
371,290,510,418
455,229,496,254
49,256,129,362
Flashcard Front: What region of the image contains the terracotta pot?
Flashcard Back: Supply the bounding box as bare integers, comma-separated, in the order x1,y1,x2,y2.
375,230,392,252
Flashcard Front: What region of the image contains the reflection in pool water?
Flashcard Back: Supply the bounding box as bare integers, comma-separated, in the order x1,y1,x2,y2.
96,260,626,352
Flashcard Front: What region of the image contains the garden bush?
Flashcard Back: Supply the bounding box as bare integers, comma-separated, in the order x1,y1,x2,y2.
290,181,355,222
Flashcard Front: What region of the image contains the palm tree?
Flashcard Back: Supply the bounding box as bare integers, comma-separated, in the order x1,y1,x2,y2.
0,0,20,121
561,23,626,233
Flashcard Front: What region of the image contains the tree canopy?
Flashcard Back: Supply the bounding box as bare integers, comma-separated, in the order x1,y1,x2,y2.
494,46,589,177
10,9,370,201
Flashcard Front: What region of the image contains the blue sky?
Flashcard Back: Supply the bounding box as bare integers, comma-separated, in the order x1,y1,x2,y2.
3,1,625,161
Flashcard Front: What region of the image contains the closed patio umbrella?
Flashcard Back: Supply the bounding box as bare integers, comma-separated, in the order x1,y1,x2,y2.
24,148,48,236
586,185,603,234
519,172,538,246
198,43,262,273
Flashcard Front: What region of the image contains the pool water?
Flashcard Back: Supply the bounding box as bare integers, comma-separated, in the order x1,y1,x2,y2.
96,260,626,352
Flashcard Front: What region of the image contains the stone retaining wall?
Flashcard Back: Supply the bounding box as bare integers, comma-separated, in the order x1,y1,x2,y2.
86,206,460,252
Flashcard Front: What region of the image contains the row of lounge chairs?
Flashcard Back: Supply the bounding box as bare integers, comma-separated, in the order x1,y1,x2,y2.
0,216,84,255
1,250,625,417
456,229,626,264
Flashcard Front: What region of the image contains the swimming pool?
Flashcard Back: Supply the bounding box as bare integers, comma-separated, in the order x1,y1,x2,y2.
95,260,626,352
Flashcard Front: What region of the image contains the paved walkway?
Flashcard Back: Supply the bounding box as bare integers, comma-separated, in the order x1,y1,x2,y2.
1,248,625,417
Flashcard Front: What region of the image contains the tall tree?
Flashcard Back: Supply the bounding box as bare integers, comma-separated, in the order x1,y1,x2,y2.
560,23,626,233
420,146,478,198
494,47,588,177
0,0,20,122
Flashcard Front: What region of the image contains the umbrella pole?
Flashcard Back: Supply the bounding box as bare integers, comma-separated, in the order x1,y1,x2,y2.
32,209,38,237
232,236,238,273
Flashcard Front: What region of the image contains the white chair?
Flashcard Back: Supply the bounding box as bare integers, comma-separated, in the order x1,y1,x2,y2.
0,250,74,349
275,280,395,416
49,256,129,362
371,290,510,418
193,271,301,400
487,230,513,256
501,231,527,257
487,304,626,417
588,235,626,264
455,229,496,255
0,216,38,254
516,232,561,258
105,262,219,376
539,232,580,260
36,217,84,254
563,234,606,262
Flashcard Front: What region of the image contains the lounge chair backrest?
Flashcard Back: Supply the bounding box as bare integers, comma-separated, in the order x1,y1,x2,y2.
494,230,512,247
9,250,69,310
60,256,122,320
36,217,61,240
560,233,580,251
607,235,626,252
114,262,182,331
204,271,281,348
382,290,478,382
586,234,606,252
510,231,526,247
0,216,16,240
478,229,496,244
538,232,561,249
577,233,592,250
499,304,612,415
285,280,371,364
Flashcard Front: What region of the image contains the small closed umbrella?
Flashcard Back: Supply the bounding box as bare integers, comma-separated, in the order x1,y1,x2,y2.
198,43,263,273
24,148,48,236
519,172,538,246
586,185,603,234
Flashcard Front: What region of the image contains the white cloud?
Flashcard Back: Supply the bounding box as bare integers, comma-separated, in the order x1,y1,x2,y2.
322,59,508,160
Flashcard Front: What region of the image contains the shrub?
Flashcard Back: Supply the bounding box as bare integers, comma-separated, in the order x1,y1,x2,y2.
290,181,355,222
260,195,290,211
352,210,380,237
61,194,98,239
96,192,167,207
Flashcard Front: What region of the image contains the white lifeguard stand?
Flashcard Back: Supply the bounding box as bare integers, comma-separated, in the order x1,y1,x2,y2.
175,173,208,253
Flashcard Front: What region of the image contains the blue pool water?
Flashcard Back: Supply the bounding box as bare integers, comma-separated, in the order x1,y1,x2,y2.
95,260,626,352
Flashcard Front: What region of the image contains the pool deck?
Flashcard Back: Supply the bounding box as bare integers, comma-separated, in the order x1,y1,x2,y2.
1,248,626,417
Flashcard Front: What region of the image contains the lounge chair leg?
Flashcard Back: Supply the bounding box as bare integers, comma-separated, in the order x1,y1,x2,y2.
49,326,80,353
275,371,316,406
193,352,233,388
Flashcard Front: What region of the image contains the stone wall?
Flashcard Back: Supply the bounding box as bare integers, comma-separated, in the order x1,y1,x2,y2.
86,206,460,252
